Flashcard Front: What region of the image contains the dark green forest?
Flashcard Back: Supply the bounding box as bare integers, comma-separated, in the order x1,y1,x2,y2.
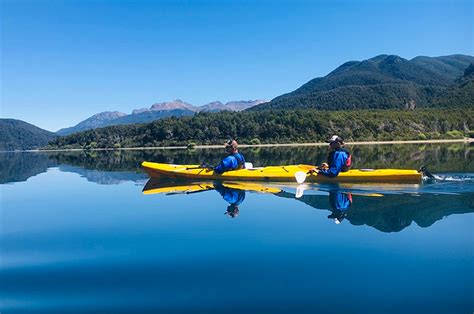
0,119,58,151
45,108,472,149
252,55,474,111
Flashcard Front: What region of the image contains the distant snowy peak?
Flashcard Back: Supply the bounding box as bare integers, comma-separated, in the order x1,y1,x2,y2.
57,99,266,136
199,101,225,112
131,99,266,114
88,111,127,121
150,99,197,112
132,99,197,114
221,100,267,111
56,111,126,135
199,100,267,112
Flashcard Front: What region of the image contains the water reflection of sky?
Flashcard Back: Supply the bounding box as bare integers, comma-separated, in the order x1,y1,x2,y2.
1,148,473,313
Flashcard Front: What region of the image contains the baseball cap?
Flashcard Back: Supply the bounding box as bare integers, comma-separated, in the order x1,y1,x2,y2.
327,135,344,144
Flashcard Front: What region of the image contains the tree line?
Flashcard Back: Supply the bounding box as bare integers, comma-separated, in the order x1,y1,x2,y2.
44,108,473,150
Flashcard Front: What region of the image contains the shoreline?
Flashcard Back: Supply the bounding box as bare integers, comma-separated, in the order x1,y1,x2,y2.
2,138,472,153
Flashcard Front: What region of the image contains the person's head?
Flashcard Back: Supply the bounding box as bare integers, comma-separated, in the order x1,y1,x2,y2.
327,135,344,150
225,204,240,218
225,139,239,154
327,211,347,224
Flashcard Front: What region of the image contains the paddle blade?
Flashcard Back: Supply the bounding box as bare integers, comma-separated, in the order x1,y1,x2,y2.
295,184,308,198
295,171,307,184
244,162,253,169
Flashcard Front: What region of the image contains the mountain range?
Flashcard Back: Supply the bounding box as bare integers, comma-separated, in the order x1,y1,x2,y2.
56,99,266,136
252,54,474,110
3,53,473,150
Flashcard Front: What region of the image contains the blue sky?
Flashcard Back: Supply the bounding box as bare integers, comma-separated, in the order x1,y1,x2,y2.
1,0,473,131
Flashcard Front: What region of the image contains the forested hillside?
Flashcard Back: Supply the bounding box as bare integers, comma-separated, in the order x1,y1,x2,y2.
45,108,472,149
252,54,474,110
0,119,58,151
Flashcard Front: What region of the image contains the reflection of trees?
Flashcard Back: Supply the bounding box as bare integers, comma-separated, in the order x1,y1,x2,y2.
58,165,146,185
0,153,56,184
1,143,472,184
279,192,474,233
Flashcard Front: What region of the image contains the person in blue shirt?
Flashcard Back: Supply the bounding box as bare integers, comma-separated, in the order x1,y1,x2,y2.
312,135,352,178
214,139,246,174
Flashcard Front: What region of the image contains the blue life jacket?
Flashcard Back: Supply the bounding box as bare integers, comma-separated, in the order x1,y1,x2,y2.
319,148,351,178
214,152,246,174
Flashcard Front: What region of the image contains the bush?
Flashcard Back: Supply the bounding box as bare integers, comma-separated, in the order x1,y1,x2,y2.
417,133,427,140
250,138,261,145
84,141,98,150
446,130,464,138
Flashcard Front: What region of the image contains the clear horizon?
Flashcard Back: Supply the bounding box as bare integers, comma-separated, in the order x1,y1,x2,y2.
1,0,473,132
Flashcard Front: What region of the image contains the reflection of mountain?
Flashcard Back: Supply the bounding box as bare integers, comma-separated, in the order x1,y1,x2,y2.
0,153,56,184
142,178,474,233
58,165,147,185
278,191,474,233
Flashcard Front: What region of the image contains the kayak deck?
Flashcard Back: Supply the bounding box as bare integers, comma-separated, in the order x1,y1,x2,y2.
141,161,423,183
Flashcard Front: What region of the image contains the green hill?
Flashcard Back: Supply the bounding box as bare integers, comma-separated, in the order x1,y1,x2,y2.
0,119,58,151
431,63,474,107
45,108,472,149
252,54,474,110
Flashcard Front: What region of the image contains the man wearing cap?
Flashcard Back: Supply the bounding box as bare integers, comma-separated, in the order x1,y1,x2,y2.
313,135,352,178
214,139,246,174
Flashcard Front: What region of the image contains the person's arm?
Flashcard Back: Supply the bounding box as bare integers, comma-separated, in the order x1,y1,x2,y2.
319,152,346,178
214,156,236,174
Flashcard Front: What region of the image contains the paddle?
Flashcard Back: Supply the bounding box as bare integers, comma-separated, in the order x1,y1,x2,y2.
418,165,435,179
295,171,308,184
295,166,319,184
185,165,214,170
186,162,254,171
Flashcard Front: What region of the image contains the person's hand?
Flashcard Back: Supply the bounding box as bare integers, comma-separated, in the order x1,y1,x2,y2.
308,168,318,175
320,163,329,170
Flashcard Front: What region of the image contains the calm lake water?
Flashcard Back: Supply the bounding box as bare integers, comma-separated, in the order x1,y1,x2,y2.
1,144,473,313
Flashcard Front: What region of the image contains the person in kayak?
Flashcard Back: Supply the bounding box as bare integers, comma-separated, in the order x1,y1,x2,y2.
214,139,246,174
311,135,352,178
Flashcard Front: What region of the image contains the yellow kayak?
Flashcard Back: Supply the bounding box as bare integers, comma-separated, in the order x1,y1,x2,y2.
141,161,423,183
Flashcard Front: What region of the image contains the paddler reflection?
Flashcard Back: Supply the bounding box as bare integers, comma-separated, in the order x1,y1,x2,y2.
143,179,282,218
327,190,353,224
214,182,245,218
275,184,354,224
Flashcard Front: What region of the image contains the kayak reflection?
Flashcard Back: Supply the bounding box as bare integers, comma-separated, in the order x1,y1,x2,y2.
142,179,473,231
143,179,281,219
142,179,356,222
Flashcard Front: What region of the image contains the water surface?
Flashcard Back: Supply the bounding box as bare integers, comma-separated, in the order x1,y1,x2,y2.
1,144,473,313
